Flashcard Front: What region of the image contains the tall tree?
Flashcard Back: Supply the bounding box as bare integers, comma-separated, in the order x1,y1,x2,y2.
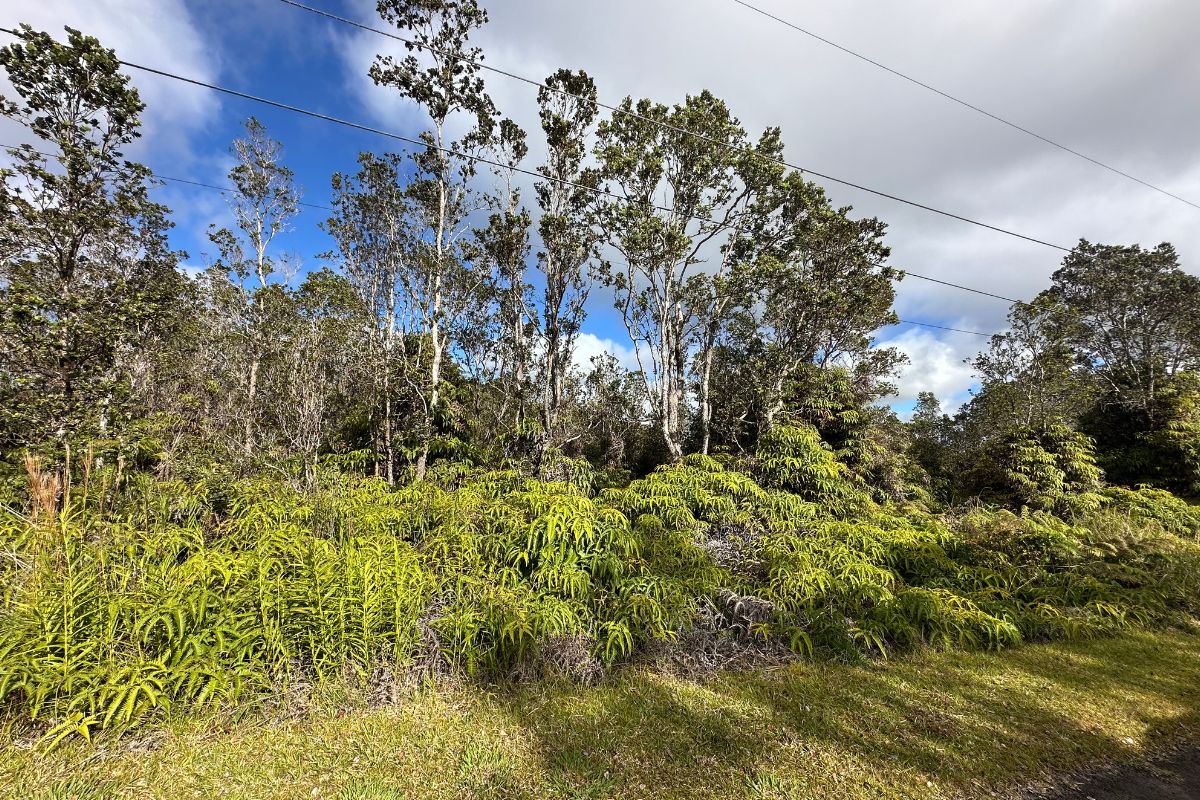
534,69,601,468
206,118,300,461
470,118,533,446
594,91,752,460
0,25,183,487
326,152,411,483
371,0,497,479
686,128,789,455
1050,240,1200,418
706,176,899,453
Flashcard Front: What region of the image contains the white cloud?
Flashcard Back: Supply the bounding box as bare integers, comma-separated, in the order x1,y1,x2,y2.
882,326,981,414
571,331,640,374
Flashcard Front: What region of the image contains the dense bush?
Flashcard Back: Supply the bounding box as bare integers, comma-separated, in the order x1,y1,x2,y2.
1,424,1198,743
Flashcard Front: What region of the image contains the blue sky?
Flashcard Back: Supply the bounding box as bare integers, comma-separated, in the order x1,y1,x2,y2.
6,0,1200,416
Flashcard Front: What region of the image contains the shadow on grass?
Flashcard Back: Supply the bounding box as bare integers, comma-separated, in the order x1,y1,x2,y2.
497,628,1200,799
1031,709,1200,799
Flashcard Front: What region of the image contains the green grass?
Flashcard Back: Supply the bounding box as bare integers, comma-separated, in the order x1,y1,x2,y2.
5,626,1200,800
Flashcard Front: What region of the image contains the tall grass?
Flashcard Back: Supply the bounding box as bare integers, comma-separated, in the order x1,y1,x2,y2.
1,425,1198,742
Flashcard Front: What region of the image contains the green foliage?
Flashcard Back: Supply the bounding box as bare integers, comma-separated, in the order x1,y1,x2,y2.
755,424,868,514
968,423,1105,514
1099,485,1200,538
0,25,185,459
1,423,1198,743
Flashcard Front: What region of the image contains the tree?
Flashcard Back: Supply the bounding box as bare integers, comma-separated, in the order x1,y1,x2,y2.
371,0,497,479
704,176,900,453
0,25,184,488
969,294,1092,431
752,190,899,430
205,118,300,462
908,391,953,500
326,152,413,484
267,269,364,486
685,128,791,456
1050,240,1200,418
534,69,601,468
1045,241,1200,491
469,118,533,450
594,91,755,460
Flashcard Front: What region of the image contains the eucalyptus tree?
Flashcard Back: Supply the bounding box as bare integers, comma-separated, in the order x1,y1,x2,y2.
534,68,602,466
594,91,756,460
686,127,792,455
470,119,533,443
206,117,300,461
0,25,184,481
326,152,412,483
371,0,497,479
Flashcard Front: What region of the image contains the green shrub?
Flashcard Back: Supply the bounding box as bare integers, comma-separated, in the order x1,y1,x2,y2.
0,433,1197,741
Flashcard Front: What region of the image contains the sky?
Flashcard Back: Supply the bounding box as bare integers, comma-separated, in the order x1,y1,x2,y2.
3,0,1199,417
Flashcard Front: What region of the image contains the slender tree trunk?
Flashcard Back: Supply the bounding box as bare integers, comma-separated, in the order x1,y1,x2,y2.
245,356,259,457
661,300,685,461
383,285,397,485
764,374,786,430
538,289,562,472
698,334,716,456
416,123,448,482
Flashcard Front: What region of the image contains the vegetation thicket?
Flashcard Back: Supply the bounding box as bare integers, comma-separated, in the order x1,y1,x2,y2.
3,425,1198,744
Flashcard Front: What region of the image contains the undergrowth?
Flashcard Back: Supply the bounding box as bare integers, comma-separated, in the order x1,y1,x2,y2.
1,425,1198,743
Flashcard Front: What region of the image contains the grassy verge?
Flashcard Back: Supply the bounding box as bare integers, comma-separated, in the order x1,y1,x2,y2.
5,626,1200,800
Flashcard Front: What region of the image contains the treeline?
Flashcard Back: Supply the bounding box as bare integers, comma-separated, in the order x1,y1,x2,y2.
1,3,1199,504
916,242,1200,506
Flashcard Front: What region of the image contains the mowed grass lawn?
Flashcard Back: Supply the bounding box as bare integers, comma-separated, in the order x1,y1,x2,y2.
5,626,1200,800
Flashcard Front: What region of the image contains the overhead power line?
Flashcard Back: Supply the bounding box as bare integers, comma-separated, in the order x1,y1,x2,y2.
894,272,1019,304
110,55,1035,306
728,0,1200,212
271,0,1077,254
0,141,333,211
894,319,991,337
113,58,727,231
0,22,1058,308
1,140,1003,339
0,27,1014,341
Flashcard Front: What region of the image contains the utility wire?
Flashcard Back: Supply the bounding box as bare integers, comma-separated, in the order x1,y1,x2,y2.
0,22,1053,306
728,0,1200,212
114,57,730,231
1,140,1002,339
271,0,1077,253
894,272,1019,304
265,2,1127,307
893,319,992,337
110,56,1035,306
0,140,332,211
0,27,1016,339
4,144,986,337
